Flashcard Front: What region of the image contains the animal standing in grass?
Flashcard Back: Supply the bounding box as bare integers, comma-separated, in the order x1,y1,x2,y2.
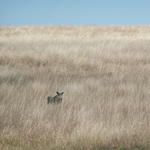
47,92,64,104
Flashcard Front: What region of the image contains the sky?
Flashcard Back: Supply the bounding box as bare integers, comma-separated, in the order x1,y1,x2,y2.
0,0,150,26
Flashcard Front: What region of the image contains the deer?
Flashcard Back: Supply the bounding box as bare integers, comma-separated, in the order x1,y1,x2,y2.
47,92,64,104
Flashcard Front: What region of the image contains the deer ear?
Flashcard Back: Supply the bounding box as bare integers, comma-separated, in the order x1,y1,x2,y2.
56,92,59,95
62,92,64,95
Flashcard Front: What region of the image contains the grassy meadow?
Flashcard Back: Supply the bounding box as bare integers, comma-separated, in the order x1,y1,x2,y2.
0,26,150,150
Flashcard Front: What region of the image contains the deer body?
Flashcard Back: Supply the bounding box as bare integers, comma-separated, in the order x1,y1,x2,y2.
47,92,64,104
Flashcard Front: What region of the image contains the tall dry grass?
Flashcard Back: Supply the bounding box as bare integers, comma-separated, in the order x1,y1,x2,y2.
0,26,150,149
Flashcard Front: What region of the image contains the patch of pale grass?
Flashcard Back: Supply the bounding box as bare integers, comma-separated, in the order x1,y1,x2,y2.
0,26,150,149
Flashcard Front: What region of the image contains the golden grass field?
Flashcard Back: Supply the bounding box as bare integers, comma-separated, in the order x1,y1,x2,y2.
0,26,150,150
